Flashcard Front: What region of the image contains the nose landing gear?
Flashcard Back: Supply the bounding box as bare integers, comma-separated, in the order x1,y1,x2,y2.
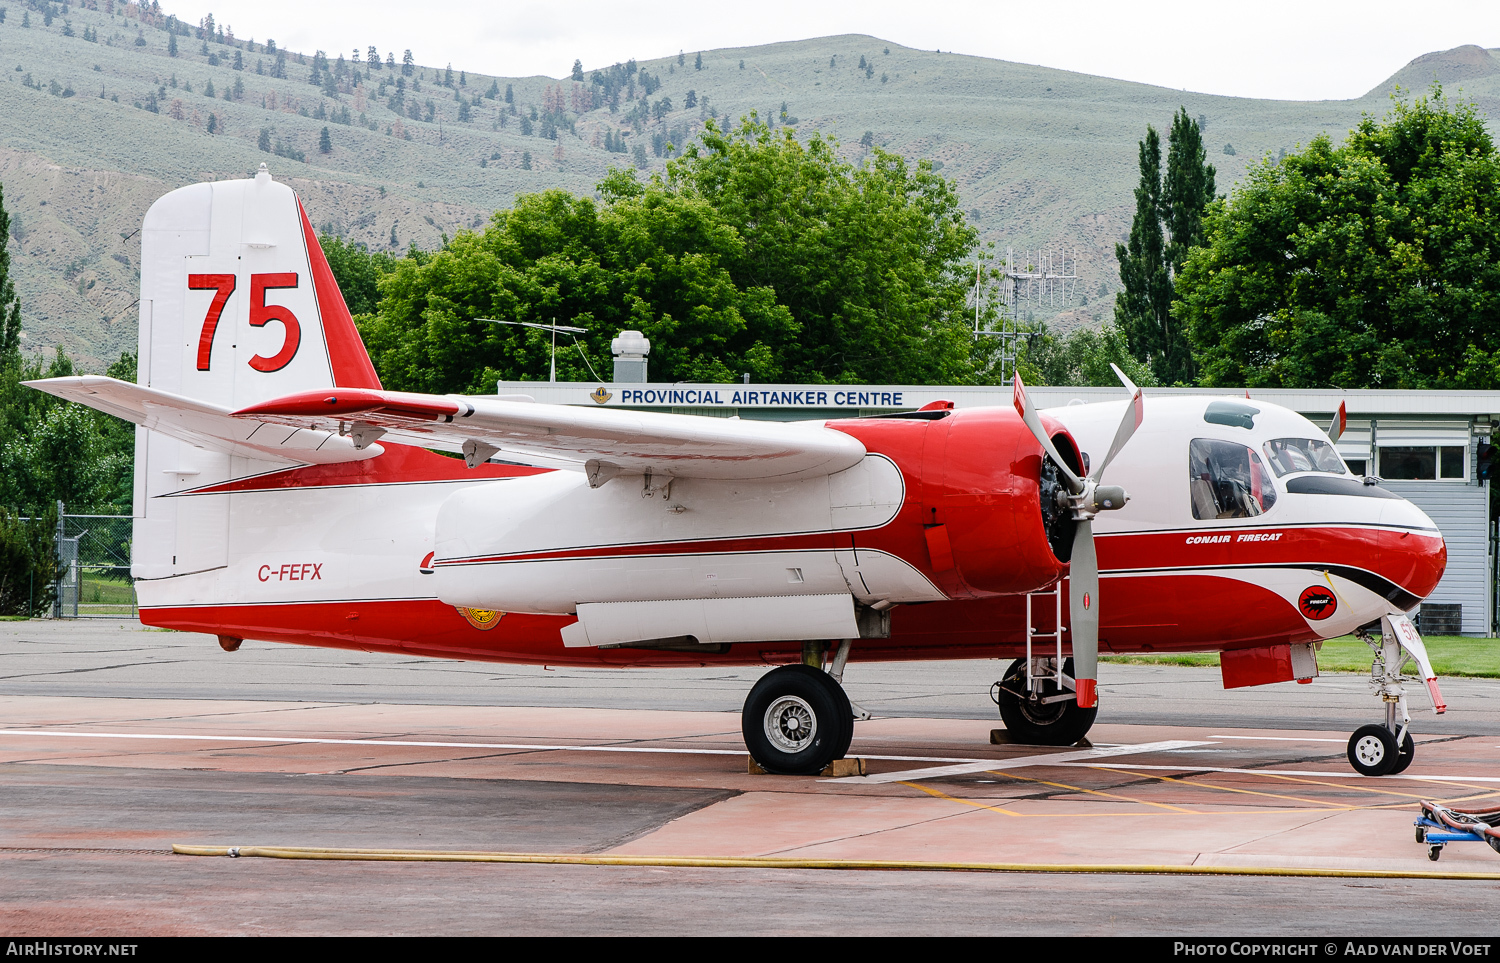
1346,613,1444,777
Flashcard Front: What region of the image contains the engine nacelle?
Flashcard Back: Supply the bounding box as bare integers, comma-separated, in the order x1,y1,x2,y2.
832,408,1075,599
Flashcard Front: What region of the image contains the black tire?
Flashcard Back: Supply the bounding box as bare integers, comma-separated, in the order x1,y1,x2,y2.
743,664,845,775
996,657,1098,746
1348,724,1399,777
811,670,856,761
1415,825,1427,843
1390,730,1416,774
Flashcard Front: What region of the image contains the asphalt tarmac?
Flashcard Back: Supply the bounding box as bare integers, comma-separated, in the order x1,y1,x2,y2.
4,620,1500,937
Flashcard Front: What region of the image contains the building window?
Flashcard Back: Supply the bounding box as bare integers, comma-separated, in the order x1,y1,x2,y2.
1378,446,1467,481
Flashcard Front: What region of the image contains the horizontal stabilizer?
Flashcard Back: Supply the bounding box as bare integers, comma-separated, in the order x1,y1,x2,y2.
235,387,867,480
26,376,382,465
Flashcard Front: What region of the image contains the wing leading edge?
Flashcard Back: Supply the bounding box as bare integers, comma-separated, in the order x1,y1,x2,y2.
235,387,868,480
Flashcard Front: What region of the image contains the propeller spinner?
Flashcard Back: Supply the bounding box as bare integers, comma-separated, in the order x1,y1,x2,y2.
1012,365,1144,709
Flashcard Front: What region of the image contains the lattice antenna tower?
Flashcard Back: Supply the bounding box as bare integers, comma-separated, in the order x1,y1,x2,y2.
972,246,1081,384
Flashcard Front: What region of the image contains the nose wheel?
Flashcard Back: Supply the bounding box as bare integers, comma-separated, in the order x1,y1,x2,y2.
1346,614,1442,776
1346,723,1415,777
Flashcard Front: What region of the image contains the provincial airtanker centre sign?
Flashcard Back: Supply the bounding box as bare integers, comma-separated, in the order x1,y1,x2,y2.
496,381,964,414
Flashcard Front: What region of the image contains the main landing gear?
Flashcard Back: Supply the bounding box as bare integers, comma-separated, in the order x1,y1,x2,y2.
991,656,1098,746
1345,613,1445,777
742,640,858,775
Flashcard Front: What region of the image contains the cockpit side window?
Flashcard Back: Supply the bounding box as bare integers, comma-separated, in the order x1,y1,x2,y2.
1262,437,1347,477
1189,438,1278,519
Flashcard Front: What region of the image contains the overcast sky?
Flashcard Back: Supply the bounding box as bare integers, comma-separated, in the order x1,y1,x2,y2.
174,0,1496,102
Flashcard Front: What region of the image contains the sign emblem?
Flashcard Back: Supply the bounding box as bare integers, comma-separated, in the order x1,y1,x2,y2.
456,607,504,630
590,386,613,404
1298,586,1337,621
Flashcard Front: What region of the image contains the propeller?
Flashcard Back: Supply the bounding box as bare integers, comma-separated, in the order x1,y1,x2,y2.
1012,364,1144,709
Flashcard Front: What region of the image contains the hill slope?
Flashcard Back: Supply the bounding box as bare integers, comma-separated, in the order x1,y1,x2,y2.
0,6,1494,367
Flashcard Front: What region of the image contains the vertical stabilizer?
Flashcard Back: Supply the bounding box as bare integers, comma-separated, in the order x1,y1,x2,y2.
133,165,380,579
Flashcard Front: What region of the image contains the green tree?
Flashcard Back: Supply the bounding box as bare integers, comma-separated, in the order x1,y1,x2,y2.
318,126,332,153
320,235,399,316
1020,322,1156,388
1180,90,1500,389
1114,108,1215,385
357,117,996,391
571,59,584,82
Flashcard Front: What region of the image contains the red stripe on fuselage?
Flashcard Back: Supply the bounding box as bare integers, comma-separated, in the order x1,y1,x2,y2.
188,443,548,494
140,567,1321,668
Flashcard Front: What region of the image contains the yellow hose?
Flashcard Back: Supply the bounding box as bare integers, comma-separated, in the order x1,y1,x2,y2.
171,844,1500,880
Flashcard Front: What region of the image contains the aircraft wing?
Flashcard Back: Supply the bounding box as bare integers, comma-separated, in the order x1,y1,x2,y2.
235,387,868,480
25,376,382,465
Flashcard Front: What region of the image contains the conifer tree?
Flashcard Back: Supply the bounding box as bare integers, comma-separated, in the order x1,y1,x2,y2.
694,52,702,70
168,32,176,56
1113,109,1215,385
571,59,584,81
0,183,21,363
319,126,331,153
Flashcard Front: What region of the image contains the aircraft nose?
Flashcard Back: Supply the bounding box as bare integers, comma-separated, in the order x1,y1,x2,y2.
1380,498,1447,602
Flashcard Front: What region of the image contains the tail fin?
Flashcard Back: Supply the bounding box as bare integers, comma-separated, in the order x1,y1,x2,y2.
139,163,380,409
126,166,379,579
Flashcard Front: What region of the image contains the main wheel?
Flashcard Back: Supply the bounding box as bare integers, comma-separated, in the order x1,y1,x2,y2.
996,658,1098,746
743,664,847,775
819,672,856,762
1389,730,1416,774
1347,724,1399,776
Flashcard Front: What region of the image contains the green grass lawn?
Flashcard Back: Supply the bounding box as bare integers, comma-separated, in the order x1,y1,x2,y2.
1103,636,1500,678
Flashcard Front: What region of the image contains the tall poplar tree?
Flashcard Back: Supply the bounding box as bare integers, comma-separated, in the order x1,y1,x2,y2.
0,183,20,361
1114,108,1215,384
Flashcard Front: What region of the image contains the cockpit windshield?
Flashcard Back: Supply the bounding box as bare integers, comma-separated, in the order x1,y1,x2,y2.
1262,438,1347,477
1189,439,1277,519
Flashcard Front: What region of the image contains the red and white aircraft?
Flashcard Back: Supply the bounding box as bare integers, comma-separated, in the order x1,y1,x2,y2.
31,169,1449,777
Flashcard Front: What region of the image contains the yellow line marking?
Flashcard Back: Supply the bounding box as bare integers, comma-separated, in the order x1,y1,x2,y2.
900,781,1023,816
1093,767,1356,809
900,781,1366,819
986,770,1200,814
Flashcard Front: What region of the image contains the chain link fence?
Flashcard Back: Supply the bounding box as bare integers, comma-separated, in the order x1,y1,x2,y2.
54,511,136,619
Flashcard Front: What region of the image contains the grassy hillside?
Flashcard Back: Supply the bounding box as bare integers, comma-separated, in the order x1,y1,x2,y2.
1,4,1496,369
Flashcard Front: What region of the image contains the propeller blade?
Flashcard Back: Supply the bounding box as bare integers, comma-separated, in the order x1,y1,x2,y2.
1069,519,1100,709
1328,401,1347,445
1093,384,1144,482
1013,372,1084,494
1108,363,1138,397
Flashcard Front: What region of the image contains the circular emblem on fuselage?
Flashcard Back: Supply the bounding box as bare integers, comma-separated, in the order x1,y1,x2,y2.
1298,586,1337,621
457,607,504,630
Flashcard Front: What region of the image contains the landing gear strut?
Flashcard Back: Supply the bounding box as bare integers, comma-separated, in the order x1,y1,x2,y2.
992,656,1098,746
1346,614,1444,776
741,641,857,775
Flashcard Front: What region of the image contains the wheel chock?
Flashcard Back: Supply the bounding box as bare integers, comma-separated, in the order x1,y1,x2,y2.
991,729,1091,748
820,758,867,778
746,756,868,776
